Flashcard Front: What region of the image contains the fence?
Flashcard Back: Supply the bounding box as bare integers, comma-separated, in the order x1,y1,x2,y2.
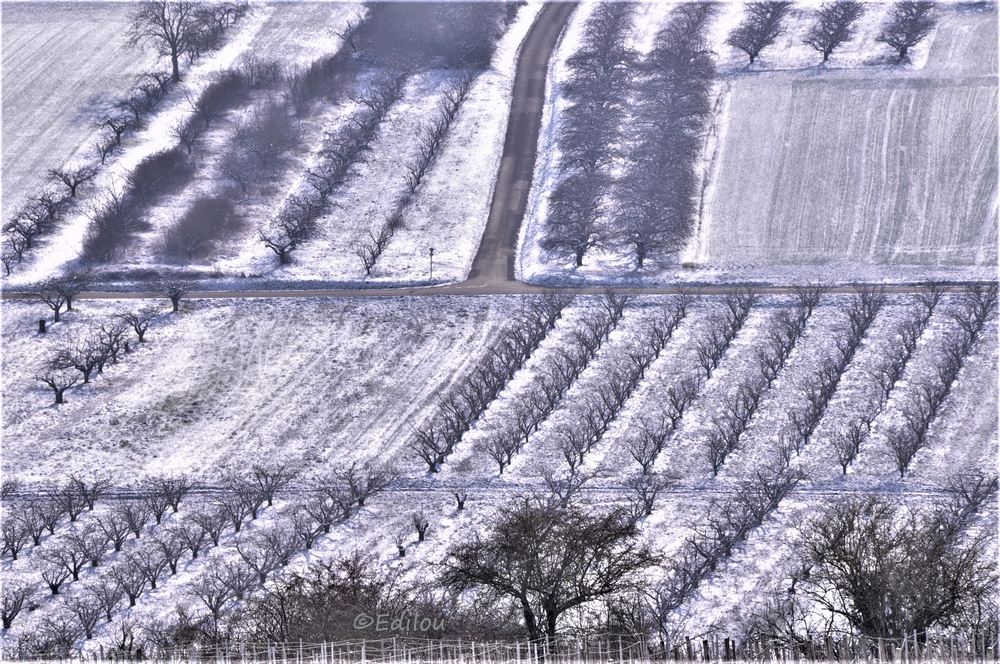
17,633,1000,664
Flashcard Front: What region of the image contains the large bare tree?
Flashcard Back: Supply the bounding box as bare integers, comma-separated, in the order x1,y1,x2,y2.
444,497,657,643
128,2,204,82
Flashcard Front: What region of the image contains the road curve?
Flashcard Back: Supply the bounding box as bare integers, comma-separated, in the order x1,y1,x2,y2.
465,1,578,288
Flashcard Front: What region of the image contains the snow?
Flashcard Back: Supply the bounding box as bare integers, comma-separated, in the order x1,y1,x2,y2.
0,0,996,653
3,2,543,291
1,292,996,650
519,2,997,287
3,4,281,288
1,2,163,222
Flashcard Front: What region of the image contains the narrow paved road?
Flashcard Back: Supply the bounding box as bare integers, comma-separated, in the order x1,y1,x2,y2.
465,1,578,288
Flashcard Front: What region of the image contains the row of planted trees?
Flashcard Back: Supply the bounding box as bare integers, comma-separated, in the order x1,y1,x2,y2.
543,2,940,273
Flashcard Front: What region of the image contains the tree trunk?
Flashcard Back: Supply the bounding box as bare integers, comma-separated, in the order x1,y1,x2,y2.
575,249,584,267
171,51,181,82
545,609,558,645
520,597,540,643
55,389,66,404
53,307,61,323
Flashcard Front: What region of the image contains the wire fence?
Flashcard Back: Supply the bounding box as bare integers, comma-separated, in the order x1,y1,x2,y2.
16,632,999,664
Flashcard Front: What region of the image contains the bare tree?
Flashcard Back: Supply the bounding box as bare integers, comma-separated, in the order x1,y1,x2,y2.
236,525,296,584
408,425,450,473
41,563,71,595
140,487,170,526
170,521,209,559
154,474,194,512
258,220,305,264
97,511,132,552
706,416,740,476
799,494,994,640
1,582,38,629
160,281,190,313
66,524,110,568
540,466,595,508
128,1,205,82
173,117,205,154
627,417,670,475
39,541,89,582
916,282,948,320
443,497,657,643
86,579,125,622
1,478,19,500
1,517,30,561
36,284,68,323
289,509,321,550
189,504,227,547
664,375,700,428
34,496,67,536
36,368,79,405
804,1,866,62
695,324,729,379
885,426,922,478
412,511,429,542
727,2,794,64
1,243,19,275
95,136,116,164
216,490,251,533
54,337,102,384
48,165,99,198
130,542,170,589
190,568,234,621
944,472,998,522
339,462,394,507
479,428,520,474
625,472,672,517
830,420,869,474
38,610,86,650
110,560,149,607
66,595,103,639
100,115,132,146
876,1,937,63
116,499,152,539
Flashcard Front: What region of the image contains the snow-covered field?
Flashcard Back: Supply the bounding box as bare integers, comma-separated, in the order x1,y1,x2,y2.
693,7,998,275
2,1,543,289
2,291,996,650
520,1,998,285
1,1,997,656
0,2,161,222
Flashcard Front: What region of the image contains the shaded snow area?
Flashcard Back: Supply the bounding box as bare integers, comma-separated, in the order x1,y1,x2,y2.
2,1,542,291
2,292,996,650
3,2,287,287
520,1,997,286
